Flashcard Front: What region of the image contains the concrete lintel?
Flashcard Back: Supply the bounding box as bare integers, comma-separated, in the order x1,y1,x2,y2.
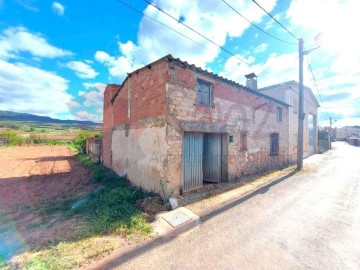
179,120,230,134
112,116,167,131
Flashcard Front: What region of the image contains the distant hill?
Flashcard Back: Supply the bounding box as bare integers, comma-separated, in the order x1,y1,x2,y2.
0,110,102,126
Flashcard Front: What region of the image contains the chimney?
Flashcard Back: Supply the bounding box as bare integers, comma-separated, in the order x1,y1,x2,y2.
245,73,257,90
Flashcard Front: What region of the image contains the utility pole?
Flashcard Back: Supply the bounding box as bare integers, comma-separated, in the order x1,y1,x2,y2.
297,37,320,171
297,38,304,171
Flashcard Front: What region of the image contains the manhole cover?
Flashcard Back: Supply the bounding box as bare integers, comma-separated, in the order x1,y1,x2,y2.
161,210,192,228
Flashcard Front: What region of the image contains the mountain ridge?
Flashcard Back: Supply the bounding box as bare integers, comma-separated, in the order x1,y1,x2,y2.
0,110,102,126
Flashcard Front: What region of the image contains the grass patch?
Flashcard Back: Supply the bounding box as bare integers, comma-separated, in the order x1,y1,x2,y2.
17,237,117,270
72,153,153,235
9,152,154,269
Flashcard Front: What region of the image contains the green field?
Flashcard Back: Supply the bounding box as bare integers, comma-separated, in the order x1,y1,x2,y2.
0,120,101,132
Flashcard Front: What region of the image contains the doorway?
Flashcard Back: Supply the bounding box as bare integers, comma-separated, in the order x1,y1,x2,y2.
182,132,223,192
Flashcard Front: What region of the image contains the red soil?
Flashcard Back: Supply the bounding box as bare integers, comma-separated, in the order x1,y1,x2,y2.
0,146,94,249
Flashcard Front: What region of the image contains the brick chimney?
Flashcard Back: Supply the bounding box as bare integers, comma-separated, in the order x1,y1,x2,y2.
245,73,257,91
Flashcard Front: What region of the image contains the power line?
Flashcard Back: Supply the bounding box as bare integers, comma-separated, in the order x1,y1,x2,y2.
305,56,323,104
116,0,231,62
250,0,298,41
305,56,331,119
142,0,250,66
222,0,297,45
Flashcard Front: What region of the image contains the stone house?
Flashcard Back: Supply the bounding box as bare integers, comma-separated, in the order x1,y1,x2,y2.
103,55,290,197
259,81,319,162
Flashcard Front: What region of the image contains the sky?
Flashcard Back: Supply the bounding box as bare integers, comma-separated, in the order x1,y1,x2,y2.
0,0,359,127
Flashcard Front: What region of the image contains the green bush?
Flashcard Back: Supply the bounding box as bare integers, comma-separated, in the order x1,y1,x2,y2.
94,130,103,139
0,129,69,147
72,130,102,153
0,129,25,146
318,128,329,140
72,130,92,153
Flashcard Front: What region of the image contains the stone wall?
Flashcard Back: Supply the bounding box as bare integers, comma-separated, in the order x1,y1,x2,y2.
165,64,289,183
103,57,291,196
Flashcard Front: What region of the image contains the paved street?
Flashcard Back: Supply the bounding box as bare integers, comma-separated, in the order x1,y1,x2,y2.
94,142,360,270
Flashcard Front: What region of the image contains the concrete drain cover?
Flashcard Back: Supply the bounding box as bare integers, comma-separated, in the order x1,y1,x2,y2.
161,209,192,228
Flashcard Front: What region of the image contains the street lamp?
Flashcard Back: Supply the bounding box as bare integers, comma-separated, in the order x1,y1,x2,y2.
297,35,321,171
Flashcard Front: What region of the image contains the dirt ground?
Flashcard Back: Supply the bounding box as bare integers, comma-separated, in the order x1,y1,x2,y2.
0,146,94,259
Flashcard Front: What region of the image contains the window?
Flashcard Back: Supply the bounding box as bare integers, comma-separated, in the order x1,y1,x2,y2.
270,133,279,156
293,98,298,113
196,80,212,107
276,107,282,122
240,132,247,151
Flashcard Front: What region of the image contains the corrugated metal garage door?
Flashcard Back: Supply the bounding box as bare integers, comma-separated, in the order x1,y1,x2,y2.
182,132,203,192
203,133,222,183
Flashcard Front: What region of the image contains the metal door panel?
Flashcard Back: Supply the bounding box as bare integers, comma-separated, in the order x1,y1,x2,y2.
203,134,222,183
182,133,203,192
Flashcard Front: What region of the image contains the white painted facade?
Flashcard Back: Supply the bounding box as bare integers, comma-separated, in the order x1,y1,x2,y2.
260,81,320,162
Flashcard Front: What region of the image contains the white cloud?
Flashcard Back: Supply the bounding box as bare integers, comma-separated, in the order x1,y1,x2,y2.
0,60,73,118
66,61,98,79
286,0,360,87
253,43,268,54
74,111,102,123
16,0,39,12
0,27,72,59
52,2,64,16
286,0,360,127
95,0,277,81
67,83,106,122
67,100,80,109
80,83,106,108
94,51,111,63
220,52,312,88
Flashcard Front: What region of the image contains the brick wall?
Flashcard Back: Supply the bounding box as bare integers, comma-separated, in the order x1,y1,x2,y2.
103,84,119,168
102,60,170,195
112,60,169,126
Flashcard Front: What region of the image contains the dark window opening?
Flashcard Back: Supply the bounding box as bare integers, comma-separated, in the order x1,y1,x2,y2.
293,98,298,113
270,133,279,156
196,80,212,107
276,107,282,122
240,132,247,151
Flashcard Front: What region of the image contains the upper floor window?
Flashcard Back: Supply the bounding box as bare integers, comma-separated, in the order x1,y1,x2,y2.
293,98,298,113
196,80,212,107
276,107,282,122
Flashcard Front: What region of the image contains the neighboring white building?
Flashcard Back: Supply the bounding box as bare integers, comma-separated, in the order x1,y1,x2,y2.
259,81,320,163
337,126,360,140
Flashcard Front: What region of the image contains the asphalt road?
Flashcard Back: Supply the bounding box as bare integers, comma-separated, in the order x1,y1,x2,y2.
95,142,360,270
